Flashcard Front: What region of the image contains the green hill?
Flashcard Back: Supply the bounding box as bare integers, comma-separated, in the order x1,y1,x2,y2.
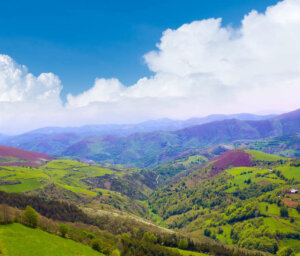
149,149,300,255
0,159,157,217
0,148,299,255
0,223,103,256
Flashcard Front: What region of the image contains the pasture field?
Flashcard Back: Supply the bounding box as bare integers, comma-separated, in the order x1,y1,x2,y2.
276,165,300,181
0,223,103,256
245,149,287,162
0,160,135,197
225,167,285,192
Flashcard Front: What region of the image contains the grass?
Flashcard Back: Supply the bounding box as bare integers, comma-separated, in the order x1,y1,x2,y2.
181,155,208,167
57,183,98,197
168,247,207,256
245,149,287,162
215,225,233,245
276,165,300,181
0,159,136,197
263,217,298,234
259,202,281,216
0,223,103,256
148,208,168,228
0,179,43,193
280,239,300,253
225,167,285,192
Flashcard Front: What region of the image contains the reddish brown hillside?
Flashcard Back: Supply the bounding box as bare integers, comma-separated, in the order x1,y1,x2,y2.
210,149,252,176
0,145,54,166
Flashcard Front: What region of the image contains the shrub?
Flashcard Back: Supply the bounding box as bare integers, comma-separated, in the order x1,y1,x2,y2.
204,229,211,237
178,239,188,249
280,206,289,218
111,249,121,256
0,204,13,224
142,232,157,243
91,239,108,253
296,204,300,213
23,206,38,228
59,224,69,238
277,247,295,256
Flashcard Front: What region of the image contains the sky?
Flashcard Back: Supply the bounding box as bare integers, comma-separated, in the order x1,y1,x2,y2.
0,0,300,134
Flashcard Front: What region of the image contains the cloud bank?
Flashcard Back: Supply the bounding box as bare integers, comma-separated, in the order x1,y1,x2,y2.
1,0,300,134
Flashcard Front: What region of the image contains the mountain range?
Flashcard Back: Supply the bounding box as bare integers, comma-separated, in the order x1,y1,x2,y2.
62,109,300,168
0,112,274,155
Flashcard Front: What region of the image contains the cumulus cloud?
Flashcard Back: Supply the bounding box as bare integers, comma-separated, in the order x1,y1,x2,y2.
0,0,300,134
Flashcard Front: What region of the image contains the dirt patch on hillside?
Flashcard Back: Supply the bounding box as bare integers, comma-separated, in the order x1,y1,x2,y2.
282,198,298,208
257,180,271,185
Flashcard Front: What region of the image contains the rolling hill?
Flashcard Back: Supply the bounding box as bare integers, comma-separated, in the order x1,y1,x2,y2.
149,149,300,254
0,145,54,166
0,112,274,156
0,144,299,255
234,133,300,158
62,109,300,168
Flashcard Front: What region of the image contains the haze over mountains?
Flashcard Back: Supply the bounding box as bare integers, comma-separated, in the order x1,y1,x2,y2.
0,109,299,168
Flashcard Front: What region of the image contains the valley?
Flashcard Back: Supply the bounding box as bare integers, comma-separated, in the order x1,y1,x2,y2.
0,109,299,256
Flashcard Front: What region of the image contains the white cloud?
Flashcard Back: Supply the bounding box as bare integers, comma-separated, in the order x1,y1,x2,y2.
0,0,300,134
0,55,62,103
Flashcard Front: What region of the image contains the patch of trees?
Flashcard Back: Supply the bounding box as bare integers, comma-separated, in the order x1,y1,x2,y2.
0,202,266,256
233,183,278,200
226,202,258,223
0,191,89,223
280,206,289,218
231,218,278,254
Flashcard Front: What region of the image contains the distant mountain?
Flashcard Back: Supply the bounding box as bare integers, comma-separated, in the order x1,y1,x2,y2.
62,109,300,168
0,134,10,141
234,133,300,158
0,112,274,155
0,145,54,166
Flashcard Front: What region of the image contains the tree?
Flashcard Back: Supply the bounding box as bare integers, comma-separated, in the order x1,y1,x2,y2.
280,206,289,218
59,224,69,238
0,204,13,224
142,232,157,243
91,239,106,253
296,203,300,213
111,249,121,256
277,247,295,256
204,229,211,237
23,206,38,228
178,239,188,250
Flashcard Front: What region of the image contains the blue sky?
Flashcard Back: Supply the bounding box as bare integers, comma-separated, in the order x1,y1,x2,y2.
1,0,299,134
0,0,279,99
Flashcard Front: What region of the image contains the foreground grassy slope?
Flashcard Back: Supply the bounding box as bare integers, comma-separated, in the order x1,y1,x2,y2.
0,223,103,256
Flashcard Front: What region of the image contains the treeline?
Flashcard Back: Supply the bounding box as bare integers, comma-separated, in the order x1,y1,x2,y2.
0,191,88,223
0,192,267,256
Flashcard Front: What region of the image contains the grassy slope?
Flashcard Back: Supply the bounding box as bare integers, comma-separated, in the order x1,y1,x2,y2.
169,248,207,256
245,149,287,161
0,223,102,256
0,159,153,217
0,160,136,195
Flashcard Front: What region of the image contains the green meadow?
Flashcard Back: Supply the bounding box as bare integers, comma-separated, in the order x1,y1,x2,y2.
0,159,134,196
0,223,103,256
245,149,288,161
